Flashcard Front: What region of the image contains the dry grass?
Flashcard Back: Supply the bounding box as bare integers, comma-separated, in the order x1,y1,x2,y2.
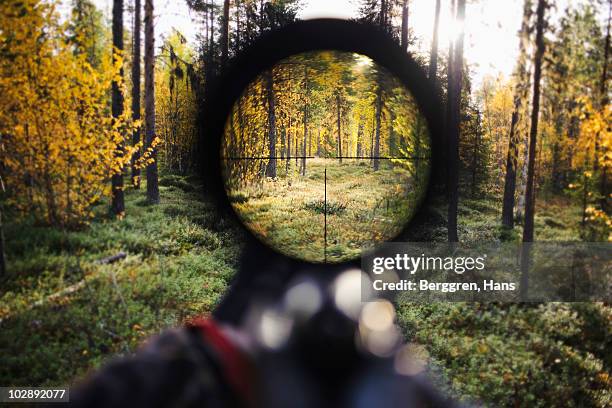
227,158,428,262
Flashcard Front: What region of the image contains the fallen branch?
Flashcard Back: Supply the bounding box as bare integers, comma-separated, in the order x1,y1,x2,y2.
96,252,127,265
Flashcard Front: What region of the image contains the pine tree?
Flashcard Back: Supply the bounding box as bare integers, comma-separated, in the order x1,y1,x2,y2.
111,0,125,216
447,0,465,243
502,0,532,229
145,0,159,203
131,0,142,189
428,0,441,83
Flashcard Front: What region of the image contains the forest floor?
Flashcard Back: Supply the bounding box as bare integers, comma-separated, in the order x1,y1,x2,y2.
227,158,424,263
397,191,611,406
0,173,609,406
0,173,243,386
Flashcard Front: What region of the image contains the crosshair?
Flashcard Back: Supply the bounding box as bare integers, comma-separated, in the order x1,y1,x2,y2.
220,50,432,264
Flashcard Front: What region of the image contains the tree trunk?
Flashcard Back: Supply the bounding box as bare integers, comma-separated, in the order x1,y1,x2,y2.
442,0,456,185
111,0,125,216
428,0,441,83
0,208,6,278
144,0,159,203
286,117,291,175
370,114,375,164
401,0,409,52
131,0,141,189
302,67,309,175
380,0,387,28
522,0,545,244
373,84,383,171
221,0,230,67
600,0,611,210
582,166,590,228
502,0,532,229
447,0,464,243
302,120,307,176
471,111,480,197
516,127,530,222
265,70,277,178
280,127,286,160
336,92,342,163
209,0,214,51
357,122,363,158
502,110,520,228
235,0,241,50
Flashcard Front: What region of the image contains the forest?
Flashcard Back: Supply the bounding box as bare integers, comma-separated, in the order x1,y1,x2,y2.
222,50,431,262
0,0,611,406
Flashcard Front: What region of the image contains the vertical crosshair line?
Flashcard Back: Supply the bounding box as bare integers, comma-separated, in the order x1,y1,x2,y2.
324,167,327,264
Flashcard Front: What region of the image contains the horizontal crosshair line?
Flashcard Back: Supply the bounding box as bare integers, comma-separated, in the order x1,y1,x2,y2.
221,156,430,160
222,156,315,160
330,156,430,160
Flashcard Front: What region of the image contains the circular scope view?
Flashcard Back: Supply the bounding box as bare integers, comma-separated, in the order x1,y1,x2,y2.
221,50,431,263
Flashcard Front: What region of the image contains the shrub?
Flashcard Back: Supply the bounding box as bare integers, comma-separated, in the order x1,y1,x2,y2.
303,199,347,215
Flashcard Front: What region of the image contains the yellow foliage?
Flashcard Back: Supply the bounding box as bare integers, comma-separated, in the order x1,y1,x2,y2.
0,0,138,227
575,99,611,171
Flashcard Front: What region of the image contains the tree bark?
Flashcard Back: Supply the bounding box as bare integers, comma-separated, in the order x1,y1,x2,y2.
221,0,230,67
265,70,277,178
522,0,545,244
111,0,125,216
336,92,342,163
502,0,532,229
401,0,409,52
144,0,159,203
471,111,480,196
442,0,456,185
302,67,309,175
447,0,464,243
373,84,383,171
428,0,441,83
0,208,6,278
286,117,291,175
280,127,285,160
356,122,363,158
131,0,142,189
380,0,387,28
302,119,307,176
502,111,520,227
599,0,611,210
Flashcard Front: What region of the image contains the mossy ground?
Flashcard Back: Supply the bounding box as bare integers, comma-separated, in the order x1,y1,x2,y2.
0,173,609,407
0,173,242,386
396,191,610,407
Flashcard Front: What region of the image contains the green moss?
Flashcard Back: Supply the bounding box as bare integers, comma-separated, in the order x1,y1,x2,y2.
0,174,239,387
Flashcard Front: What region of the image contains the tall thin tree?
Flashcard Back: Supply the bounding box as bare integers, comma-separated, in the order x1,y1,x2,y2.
221,0,230,67
131,0,142,189
373,84,383,171
401,0,409,52
447,0,465,243
337,92,342,163
265,70,277,178
111,0,125,215
0,178,5,278
428,0,441,83
600,0,611,210
519,0,546,300
501,0,532,229
144,0,159,202
522,0,546,245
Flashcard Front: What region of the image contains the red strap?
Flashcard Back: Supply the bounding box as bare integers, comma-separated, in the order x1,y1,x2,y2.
187,318,256,407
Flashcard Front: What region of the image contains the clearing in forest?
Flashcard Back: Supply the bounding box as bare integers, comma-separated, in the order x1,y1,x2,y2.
227,158,426,262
